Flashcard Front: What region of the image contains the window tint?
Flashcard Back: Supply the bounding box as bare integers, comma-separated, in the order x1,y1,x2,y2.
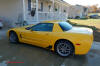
59,22,72,31
32,23,53,32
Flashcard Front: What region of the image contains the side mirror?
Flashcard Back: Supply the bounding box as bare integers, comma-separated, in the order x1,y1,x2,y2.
25,27,32,30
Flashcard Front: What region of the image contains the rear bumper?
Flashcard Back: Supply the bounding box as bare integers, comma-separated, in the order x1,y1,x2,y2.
75,35,93,55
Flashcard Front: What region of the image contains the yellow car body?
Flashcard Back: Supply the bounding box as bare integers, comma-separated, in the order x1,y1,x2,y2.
8,20,93,55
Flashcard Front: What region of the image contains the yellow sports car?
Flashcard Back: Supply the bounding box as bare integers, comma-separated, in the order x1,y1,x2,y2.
8,20,93,57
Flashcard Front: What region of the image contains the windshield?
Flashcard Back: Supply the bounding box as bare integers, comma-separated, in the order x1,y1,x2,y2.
59,22,72,31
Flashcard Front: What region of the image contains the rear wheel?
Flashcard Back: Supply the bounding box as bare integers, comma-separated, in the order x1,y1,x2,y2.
55,40,74,57
9,32,19,43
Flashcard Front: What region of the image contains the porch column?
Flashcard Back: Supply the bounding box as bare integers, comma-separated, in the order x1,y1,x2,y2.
23,0,26,21
52,0,54,12
36,0,39,22
52,0,55,20
61,3,63,20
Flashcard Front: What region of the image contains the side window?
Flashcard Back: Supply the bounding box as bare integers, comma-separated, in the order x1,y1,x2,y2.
32,23,53,32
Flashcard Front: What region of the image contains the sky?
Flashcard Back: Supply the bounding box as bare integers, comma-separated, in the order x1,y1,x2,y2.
64,0,100,7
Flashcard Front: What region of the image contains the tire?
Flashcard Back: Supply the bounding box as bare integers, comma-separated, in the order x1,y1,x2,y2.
55,40,74,57
9,32,19,43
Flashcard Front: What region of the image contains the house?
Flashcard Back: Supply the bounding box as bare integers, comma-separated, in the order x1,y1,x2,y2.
67,5,88,19
0,0,70,27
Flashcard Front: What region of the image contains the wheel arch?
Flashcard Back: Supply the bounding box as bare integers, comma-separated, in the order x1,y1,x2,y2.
54,39,75,51
9,30,17,36
8,30,20,39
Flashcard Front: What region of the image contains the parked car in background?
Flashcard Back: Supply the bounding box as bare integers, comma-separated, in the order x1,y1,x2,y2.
75,16,80,19
8,20,93,57
80,16,88,19
0,20,3,29
66,19,71,22
89,14,100,19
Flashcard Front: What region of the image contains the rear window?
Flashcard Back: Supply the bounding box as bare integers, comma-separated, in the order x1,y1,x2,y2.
31,23,54,32
59,22,72,31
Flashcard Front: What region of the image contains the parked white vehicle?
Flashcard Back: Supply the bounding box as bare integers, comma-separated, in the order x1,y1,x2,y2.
0,20,3,29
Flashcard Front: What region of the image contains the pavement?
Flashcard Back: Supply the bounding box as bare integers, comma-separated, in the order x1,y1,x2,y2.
0,28,100,66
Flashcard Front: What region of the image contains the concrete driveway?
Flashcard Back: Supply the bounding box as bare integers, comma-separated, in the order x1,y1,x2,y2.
0,29,100,66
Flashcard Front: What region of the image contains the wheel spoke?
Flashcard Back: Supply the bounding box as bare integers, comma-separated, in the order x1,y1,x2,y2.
57,42,71,56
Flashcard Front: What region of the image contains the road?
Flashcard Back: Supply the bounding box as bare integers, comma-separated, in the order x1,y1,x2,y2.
0,28,100,66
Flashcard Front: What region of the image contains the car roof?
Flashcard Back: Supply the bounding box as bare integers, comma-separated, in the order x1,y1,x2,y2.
41,20,63,23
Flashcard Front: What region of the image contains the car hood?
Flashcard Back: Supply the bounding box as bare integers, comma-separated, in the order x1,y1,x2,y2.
66,27,93,35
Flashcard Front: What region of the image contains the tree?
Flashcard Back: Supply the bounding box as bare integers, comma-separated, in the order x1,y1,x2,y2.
91,4,98,13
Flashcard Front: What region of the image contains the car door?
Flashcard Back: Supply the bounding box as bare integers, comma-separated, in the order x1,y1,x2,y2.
21,23,54,48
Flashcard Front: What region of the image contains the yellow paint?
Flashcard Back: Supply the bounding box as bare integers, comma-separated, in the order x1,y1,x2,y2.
8,20,93,55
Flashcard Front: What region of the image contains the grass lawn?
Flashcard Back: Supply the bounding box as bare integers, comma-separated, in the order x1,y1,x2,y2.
88,13,100,16
69,19,100,42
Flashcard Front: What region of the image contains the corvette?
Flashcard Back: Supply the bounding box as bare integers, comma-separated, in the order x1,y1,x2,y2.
8,20,93,57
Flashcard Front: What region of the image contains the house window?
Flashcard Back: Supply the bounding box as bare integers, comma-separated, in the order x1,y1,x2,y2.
54,4,59,12
28,0,31,11
48,5,51,12
38,2,43,11
84,8,87,12
41,2,43,11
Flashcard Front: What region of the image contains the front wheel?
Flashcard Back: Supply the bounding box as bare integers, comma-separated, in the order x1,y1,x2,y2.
55,40,74,57
9,32,19,43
